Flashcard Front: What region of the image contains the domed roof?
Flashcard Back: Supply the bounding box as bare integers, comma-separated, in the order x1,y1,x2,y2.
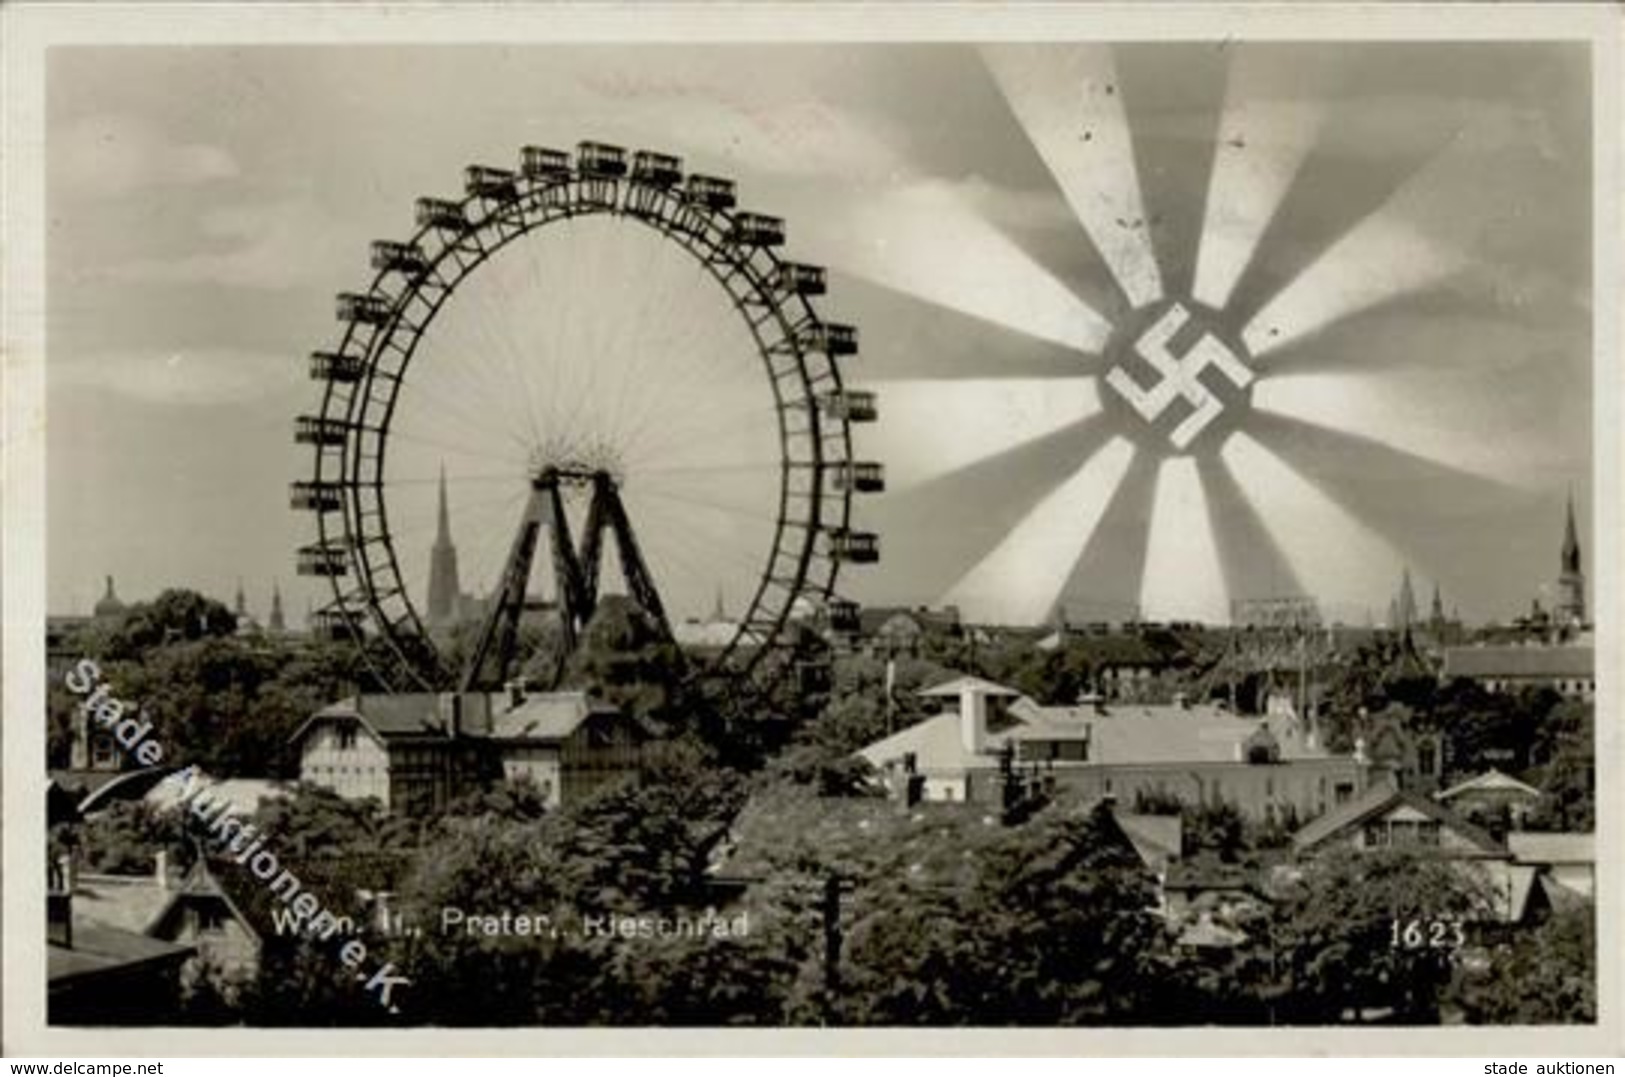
93,575,125,618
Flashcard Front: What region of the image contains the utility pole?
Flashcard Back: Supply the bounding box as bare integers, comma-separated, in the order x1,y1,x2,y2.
820,872,848,1023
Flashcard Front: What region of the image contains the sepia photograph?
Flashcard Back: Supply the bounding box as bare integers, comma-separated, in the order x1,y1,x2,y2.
2,1,1620,1058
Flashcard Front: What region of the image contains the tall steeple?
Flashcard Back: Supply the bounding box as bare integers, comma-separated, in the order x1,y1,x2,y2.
269,581,286,634
427,463,462,629
1556,493,1586,626
1430,583,1445,624
1396,568,1417,630
234,578,247,619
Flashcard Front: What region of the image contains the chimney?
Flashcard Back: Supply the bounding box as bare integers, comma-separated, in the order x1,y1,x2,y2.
56,852,76,894
959,684,988,755
155,849,171,890
506,679,526,709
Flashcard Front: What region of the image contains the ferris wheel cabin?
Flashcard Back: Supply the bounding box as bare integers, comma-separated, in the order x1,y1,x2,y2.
465,165,520,202
297,543,349,577
820,389,878,423
825,598,862,635
294,415,350,447
827,529,881,564
415,197,468,231
521,145,572,180
309,350,366,383
631,150,684,187
336,292,393,326
576,140,628,177
289,480,343,513
369,240,428,276
685,174,737,210
774,262,827,296
832,461,886,493
730,212,786,247
799,321,858,356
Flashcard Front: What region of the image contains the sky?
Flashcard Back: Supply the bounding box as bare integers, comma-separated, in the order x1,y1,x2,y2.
45,42,1593,628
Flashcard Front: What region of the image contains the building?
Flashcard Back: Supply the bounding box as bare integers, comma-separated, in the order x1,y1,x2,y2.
1555,494,1586,628
854,605,963,657
1289,784,1569,924
1506,832,1593,902
857,675,1374,821
290,687,647,813
1293,784,1505,859
63,853,262,986
1441,643,1595,700
93,575,126,621
1435,769,1544,829
49,906,194,1024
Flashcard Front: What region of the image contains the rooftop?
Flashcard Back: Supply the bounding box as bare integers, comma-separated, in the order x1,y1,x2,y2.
1506,831,1594,865
48,921,193,988
295,689,621,746
1292,784,1504,856
1435,769,1543,802
1443,644,1594,679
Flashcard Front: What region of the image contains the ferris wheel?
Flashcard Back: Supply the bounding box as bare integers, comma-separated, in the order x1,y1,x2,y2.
291,140,881,697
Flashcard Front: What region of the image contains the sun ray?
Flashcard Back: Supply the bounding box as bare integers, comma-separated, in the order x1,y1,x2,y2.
1196,453,1305,607
856,376,1101,493
1220,431,1409,625
1053,449,1160,623
1192,53,1329,310
1115,43,1231,301
1242,409,1548,616
853,416,1118,607
983,43,1164,308
1237,105,1549,360
1139,456,1230,624
940,436,1136,626
795,179,1116,354
1252,372,1547,488
833,273,1103,382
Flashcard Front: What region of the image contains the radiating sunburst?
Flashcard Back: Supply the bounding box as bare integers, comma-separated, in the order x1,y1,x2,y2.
841,42,1576,627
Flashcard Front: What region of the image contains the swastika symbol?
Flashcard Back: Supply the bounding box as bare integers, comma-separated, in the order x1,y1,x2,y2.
1105,302,1254,450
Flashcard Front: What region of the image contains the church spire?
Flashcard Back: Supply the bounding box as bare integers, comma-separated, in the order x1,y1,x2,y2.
435,463,453,549
1562,492,1581,575
234,577,247,619
1556,491,1586,627
269,580,286,633
427,461,462,628
1396,568,1417,629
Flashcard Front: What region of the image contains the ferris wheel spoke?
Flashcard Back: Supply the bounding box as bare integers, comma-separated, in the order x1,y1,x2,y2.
392,378,537,462
385,427,531,470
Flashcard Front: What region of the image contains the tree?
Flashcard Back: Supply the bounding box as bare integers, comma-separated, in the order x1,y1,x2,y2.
61,799,193,875
390,746,750,1024
1449,906,1595,1024
833,802,1172,1024
1264,848,1495,1023
76,589,237,661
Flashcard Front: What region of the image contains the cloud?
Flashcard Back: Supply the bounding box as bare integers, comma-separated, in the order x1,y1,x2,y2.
53,114,239,199
54,347,302,406
102,197,360,290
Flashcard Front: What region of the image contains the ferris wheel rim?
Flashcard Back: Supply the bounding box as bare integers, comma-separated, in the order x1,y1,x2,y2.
297,147,869,698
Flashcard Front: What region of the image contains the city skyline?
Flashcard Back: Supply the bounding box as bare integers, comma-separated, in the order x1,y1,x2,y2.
45,43,1592,626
